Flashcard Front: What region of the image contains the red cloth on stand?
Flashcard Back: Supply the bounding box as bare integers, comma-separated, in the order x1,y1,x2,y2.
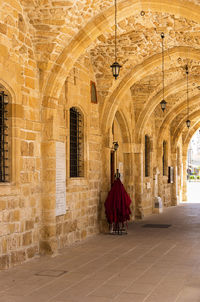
104,178,132,224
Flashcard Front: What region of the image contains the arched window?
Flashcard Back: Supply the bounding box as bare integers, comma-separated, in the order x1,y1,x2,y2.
163,141,167,176
70,107,84,177
145,135,150,177
0,90,9,182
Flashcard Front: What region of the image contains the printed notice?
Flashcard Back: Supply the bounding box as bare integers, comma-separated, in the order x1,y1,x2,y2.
56,142,66,216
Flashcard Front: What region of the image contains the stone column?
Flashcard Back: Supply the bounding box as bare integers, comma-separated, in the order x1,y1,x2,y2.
182,155,187,202
171,152,178,206
99,134,112,232
153,167,159,198
40,99,59,255
134,151,144,219
124,152,134,220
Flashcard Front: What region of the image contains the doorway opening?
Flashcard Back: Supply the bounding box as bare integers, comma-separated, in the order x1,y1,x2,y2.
187,129,200,203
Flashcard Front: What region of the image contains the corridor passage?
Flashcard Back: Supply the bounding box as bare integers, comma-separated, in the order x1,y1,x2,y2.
1,204,200,302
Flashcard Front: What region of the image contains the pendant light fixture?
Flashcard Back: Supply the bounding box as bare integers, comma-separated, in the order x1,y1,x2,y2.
110,0,121,79
186,65,191,128
160,33,167,112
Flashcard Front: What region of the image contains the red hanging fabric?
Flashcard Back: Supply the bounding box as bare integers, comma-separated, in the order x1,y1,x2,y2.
104,178,132,224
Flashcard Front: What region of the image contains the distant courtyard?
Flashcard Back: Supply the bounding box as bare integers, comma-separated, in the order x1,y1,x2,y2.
187,181,200,203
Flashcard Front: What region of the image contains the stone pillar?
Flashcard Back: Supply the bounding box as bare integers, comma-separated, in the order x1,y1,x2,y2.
40,99,59,255
99,133,112,232
171,153,178,206
182,155,187,202
134,152,144,219
124,152,134,220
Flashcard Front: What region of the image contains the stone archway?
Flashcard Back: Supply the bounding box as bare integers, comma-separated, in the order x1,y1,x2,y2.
181,122,200,202
43,0,200,102
100,108,134,230
101,47,200,136
40,0,200,253
157,93,200,150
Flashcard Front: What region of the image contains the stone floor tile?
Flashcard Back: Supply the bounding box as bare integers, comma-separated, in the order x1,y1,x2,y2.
176,286,200,302
145,284,183,302
136,272,165,285
0,295,29,302
89,270,117,280
54,278,105,301
124,282,155,295
82,296,112,302
114,292,147,302
89,284,124,299
106,275,134,287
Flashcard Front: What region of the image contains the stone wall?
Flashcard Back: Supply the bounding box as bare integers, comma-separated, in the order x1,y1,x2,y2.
1,0,198,269
54,54,101,249
0,0,40,269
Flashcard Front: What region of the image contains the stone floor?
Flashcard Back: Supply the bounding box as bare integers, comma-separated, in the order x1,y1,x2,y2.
1,204,200,302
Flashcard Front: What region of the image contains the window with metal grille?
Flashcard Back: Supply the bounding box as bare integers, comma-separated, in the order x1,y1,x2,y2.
163,141,167,176
145,135,150,177
70,107,84,177
0,91,9,182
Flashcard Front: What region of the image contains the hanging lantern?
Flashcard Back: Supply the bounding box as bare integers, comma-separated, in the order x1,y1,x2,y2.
160,99,167,112
186,119,191,128
111,0,122,79
110,62,122,79
113,141,119,151
160,33,167,112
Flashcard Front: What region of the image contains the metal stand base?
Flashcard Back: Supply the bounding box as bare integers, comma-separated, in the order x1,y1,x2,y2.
109,222,128,235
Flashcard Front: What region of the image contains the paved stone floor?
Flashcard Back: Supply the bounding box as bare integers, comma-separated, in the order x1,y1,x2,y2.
1,204,200,302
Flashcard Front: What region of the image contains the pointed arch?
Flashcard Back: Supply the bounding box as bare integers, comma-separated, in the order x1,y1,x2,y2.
102,47,200,134
44,0,200,101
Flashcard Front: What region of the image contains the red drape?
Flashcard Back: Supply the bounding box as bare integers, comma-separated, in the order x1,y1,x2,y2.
104,178,132,224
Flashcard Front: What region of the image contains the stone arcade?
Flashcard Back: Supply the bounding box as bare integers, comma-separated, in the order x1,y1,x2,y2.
0,0,200,269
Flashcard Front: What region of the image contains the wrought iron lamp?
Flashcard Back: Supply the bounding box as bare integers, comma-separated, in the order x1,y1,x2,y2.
113,141,119,151
185,65,191,128
110,0,121,79
160,33,166,112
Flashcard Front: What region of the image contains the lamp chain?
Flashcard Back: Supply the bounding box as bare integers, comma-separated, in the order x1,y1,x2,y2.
186,65,189,119
115,0,117,62
162,34,164,101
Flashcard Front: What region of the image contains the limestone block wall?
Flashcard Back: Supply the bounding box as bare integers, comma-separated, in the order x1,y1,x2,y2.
0,1,41,269
55,54,101,249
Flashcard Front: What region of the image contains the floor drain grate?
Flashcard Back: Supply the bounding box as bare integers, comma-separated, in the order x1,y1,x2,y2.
143,224,171,228
35,270,67,277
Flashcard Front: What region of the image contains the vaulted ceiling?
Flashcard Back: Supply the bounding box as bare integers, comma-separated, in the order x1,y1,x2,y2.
18,0,200,143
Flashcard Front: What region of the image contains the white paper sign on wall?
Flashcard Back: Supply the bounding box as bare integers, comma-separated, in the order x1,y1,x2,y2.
56,142,66,216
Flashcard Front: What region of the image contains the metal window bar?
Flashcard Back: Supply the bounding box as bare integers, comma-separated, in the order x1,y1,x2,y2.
163,141,166,176
70,107,84,177
0,92,8,182
145,135,150,177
